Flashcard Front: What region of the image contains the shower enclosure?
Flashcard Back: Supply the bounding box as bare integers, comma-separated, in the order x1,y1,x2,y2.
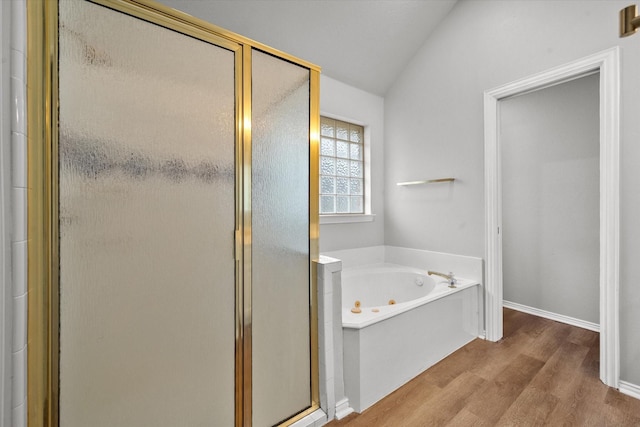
27,1,320,426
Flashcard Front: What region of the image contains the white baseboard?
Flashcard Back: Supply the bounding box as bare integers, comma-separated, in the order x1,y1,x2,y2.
334,398,354,420
619,381,640,400
503,300,599,332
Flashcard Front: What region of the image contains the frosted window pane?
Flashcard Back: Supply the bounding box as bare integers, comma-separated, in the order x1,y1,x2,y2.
350,160,363,178
321,138,335,156
350,196,363,213
321,195,335,213
321,176,335,194
251,49,311,426
350,143,362,160
337,196,349,213
321,156,335,175
336,141,349,158
336,121,349,140
336,159,349,176
350,178,363,195
318,115,365,217
58,1,235,426
350,125,362,143
321,117,334,137
336,177,349,195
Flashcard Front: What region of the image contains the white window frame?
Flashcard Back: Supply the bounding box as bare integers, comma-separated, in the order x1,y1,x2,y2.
319,114,374,224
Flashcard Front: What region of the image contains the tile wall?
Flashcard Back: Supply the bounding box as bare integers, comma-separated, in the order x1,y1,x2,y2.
9,0,27,425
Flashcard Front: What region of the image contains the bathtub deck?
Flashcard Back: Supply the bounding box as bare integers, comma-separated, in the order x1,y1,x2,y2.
327,308,640,426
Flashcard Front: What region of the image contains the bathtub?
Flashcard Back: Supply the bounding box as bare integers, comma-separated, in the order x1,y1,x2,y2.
341,262,480,413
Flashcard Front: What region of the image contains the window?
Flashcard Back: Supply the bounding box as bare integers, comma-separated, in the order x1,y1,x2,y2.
319,116,364,214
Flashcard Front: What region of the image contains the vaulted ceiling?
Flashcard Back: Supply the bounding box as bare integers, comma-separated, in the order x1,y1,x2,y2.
157,0,458,95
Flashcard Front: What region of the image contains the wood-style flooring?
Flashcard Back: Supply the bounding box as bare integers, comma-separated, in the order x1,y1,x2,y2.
326,308,640,426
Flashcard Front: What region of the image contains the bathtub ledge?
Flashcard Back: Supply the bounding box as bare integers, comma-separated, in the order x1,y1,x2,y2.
342,279,479,329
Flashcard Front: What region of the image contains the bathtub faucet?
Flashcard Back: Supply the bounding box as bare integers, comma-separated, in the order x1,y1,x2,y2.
428,271,457,288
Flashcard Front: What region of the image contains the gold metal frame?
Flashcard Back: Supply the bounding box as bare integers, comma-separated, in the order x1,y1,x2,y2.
26,1,320,426
241,45,253,426
26,1,59,424
309,67,321,414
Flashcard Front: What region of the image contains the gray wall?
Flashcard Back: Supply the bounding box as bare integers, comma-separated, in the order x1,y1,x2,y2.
384,0,640,384
319,75,385,252
501,74,600,324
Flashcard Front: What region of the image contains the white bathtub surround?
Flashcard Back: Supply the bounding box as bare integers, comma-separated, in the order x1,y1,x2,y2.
344,284,479,412
323,245,386,269
316,256,354,422
342,267,479,330
324,246,484,334
322,246,483,414
324,245,483,283
384,246,483,282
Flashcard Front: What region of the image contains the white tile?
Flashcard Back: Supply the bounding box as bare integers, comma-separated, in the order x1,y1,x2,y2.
12,240,27,297
319,387,328,411
320,272,332,296
11,47,25,81
324,338,334,366
10,0,26,53
12,131,26,188
324,346,334,380
320,412,330,425
318,354,326,375
12,347,26,406
12,294,26,352
332,289,342,321
317,268,325,286
318,324,327,354
12,186,26,242
322,314,332,337
289,409,327,427
12,402,26,427
323,281,333,296
318,255,342,267
11,76,26,134
324,314,334,330
323,293,333,322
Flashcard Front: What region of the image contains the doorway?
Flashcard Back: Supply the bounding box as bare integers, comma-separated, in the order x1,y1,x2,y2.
500,72,600,331
484,48,620,387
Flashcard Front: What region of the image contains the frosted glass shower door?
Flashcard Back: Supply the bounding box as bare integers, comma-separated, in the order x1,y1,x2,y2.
58,1,237,426
251,50,312,426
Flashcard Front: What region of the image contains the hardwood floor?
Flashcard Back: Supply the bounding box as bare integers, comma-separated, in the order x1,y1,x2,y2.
326,308,640,426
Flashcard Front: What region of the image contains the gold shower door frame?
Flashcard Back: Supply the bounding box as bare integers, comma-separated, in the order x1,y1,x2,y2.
26,1,321,426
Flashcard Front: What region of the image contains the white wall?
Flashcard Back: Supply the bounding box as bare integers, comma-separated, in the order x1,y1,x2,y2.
501,74,600,325
384,0,640,385
319,75,385,252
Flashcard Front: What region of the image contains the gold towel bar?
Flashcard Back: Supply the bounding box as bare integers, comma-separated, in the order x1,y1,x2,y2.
396,178,455,186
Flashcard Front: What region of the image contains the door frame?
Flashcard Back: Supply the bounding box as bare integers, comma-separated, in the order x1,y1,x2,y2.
483,47,620,387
